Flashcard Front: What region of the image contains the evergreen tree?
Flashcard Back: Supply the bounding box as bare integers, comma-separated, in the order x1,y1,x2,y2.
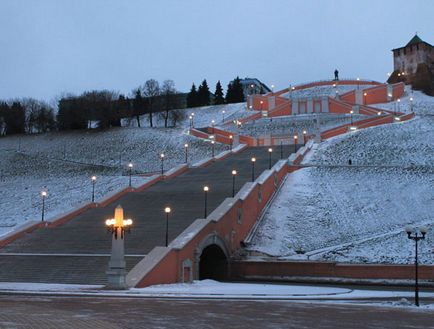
187,83,198,108
197,79,210,106
225,81,234,103
214,81,225,105
232,76,245,103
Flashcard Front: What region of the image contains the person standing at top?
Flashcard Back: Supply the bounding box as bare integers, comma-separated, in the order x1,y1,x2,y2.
334,69,339,81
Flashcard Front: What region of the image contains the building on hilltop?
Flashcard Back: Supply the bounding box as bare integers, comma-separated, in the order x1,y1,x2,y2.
238,78,271,97
388,34,434,95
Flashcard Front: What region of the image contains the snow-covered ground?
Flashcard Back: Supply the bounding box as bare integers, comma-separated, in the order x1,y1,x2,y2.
0,104,248,237
0,280,433,310
222,113,366,139
279,84,375,99
249,89,434,264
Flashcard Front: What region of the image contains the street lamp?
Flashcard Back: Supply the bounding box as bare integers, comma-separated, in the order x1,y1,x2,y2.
410,97,414,112
160,153,165,175
251,157,256,182
260,100,264,111
91,175,97,202
222,110,226,122
211,119,215,136
268,148,273,169
303,130,307,146
128,162,133,187
211,140,215,157
397,98,401,113
293,135,298,153
350,110,354,125
229,135,233,151
405,225,428,307
271,84,275,93
363,92,367,105
231,170,237,197
105,205,133,289
356,77,360,90
41,190,48,221
164,207,171,247
184,143,189,163
189,115,193,129
191,113,195,127
203,186,209,218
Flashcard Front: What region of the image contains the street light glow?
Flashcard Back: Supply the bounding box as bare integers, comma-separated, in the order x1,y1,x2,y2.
41,191,47,197
184,143,188,148
232,170,237,175
160,153,165,159
268,148,272,153
203,186,209,192
251,157,256,163
128,162,133,168
91,175,97,182
164,207,171,214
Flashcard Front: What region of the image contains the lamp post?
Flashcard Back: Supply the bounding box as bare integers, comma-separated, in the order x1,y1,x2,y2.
191,112,195,128
363,92,367,105
160,153,165,175
189,115,193,129
164,207,171,247
293,135,298,153
251,157,256,182
271,84,275,93
397,98,401,113
268,148,273,169
231,170,237,197
303,130,307,146
405,225,428,307
211,140,215,157
203,186,209,218
105,205,133,289
211,120,215,136
91,175,96,202
260,100,263,111
41,190,48,221
184,143,189,163
356,77,360,90
128,162,133,187
350,110,354,125
410,97,414,112
222,110,226,122
229,135,233,151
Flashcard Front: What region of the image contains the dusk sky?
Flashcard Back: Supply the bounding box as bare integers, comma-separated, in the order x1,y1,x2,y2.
0,0,433,102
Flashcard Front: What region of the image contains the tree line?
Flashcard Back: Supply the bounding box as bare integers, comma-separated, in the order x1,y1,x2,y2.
186,76,245,108
0,76,247,136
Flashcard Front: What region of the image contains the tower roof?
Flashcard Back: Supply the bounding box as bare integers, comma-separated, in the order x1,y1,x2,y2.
406,34,423,47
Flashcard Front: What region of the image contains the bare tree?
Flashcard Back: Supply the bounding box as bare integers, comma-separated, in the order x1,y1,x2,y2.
142,79,160,127
160,80,176,128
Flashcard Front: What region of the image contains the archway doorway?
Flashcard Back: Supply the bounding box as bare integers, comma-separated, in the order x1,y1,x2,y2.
199,244,228,281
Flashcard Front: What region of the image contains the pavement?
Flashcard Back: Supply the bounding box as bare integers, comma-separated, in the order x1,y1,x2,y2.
0,294,433,329
0,146,294,285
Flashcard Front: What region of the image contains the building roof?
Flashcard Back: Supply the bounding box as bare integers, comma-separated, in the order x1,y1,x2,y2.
392,34,433,51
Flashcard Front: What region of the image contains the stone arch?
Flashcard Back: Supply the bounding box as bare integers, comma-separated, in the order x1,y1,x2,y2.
195,233,230,281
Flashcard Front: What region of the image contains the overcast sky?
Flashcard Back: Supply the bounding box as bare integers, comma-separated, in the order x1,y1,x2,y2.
0,0,432,102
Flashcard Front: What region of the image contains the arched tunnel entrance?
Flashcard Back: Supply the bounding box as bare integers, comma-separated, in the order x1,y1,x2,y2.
199,244,229,281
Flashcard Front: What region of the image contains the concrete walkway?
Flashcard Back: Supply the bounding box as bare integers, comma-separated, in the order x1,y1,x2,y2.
0,146,294,284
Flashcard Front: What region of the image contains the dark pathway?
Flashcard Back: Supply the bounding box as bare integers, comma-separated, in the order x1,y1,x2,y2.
0,146,294,284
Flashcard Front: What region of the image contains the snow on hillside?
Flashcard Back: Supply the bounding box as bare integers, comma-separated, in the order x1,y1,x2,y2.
0,104,237,237
123,102,249,128
249,91,434,264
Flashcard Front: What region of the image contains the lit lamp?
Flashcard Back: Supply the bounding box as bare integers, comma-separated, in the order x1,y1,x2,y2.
211,140,215,157
251,157,256,182
160,153,165,175
191,113,195,127
91,175,97,202
363,92,367,105
222,110,226,122
271,84,275,93
356,77,360,89
350,110,354,125
260,100,264,111
231,170,237,197
128,162,133,187
41,190,48,221
164,207,171,247
105,205,132,289
405,225,428,307
397,98,401,113
184,143,189,163
229,135,233,151
203,186,209,218
189,115,193,129
293,135,298,153
268,148,273,169
303,130,307,146
410,97,414,112
211,119,215,136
